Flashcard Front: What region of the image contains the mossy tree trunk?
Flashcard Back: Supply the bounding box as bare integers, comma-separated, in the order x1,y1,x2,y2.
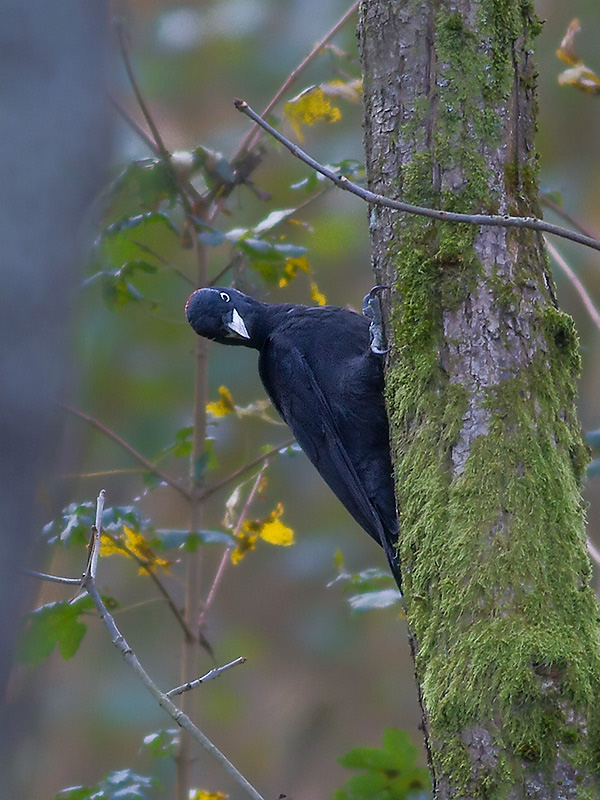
358,1,600,796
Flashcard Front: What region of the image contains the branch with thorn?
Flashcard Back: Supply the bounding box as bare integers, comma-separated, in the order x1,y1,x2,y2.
27,490,264,800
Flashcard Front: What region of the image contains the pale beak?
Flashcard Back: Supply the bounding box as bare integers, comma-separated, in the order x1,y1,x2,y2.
227,307,250,339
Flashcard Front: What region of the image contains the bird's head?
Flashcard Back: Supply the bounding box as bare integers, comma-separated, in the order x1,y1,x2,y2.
185,287,257,346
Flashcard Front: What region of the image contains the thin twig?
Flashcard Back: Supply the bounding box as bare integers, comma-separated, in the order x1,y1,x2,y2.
545,237,600,333
108,93,159,154
233,100,600,255
101,530,198,646
61,403,191,502
87,489,106,581
166,657,247,697
86,575,265,798
116,25,169,159
541,195,597,241
115,22,205,218
199,465,268,626
236,1,360,158
23,568,81,586
200,437,296,501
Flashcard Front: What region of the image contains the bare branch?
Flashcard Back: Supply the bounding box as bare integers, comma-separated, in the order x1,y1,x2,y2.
166,657,247,697
115,22,206,220
200,464,268,626
545,237,600,333
76,490,266,800
108,93,158,154
88,489,106,581
23,568,81,586
100,530,200,648
200,437,296,501
541,194,598,241
233,99,600,255
83,565,265,800
61,403,191,502
115,24,169,160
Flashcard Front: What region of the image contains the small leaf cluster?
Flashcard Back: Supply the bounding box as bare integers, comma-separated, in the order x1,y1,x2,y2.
557,19,600,95
334,729,431,800
54,769,156,800
16,596,96,666
330,551,402,613
54,768,156,800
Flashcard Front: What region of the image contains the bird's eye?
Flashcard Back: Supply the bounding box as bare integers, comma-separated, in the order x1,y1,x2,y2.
220,292,230,303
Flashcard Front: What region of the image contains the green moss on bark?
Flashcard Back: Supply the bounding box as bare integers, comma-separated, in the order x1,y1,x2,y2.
379,0,600,794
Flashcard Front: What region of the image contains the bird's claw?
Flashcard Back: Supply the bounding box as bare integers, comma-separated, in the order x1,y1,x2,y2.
362,286,389,355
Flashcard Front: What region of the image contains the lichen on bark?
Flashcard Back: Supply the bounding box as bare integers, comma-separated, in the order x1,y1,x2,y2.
359,0,600,796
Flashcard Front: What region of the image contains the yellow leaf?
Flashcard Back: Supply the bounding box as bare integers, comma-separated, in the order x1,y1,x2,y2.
558,64,600,95
243,503,295,547
284,87,342,140
230,532,258,564
99,535,123,557
556,18,600,95
557,18,581,66
278,255,311,288
310,280,327,306
206,385,235,417
100,526,170,573
260,516,294,546
189,791,228,800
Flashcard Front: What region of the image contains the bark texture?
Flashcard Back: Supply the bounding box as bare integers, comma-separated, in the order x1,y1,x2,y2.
358,1,600,797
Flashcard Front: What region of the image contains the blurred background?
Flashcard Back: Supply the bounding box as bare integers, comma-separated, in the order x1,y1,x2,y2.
5,1,600,798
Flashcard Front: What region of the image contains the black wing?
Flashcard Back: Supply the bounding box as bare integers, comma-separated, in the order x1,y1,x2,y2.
258,325,400,583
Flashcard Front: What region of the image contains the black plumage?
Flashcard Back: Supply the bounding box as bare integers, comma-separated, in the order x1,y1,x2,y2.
185,287,401,588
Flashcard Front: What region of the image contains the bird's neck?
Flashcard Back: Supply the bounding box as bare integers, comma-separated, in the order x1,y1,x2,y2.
247,302,295,349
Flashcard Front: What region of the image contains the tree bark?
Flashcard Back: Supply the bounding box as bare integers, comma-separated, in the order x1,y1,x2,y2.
358,1,600,796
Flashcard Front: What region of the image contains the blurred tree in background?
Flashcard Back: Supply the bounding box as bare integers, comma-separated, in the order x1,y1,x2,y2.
6,1,600,799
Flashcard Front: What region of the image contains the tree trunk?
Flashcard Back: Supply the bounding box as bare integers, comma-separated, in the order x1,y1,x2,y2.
358,1,600,796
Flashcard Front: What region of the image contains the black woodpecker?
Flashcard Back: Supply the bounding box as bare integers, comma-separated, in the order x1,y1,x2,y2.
185,287,401,589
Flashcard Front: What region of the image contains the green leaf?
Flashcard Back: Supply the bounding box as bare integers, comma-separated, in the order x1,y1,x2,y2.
85,260,160,310
197,228,226,247
336,729,431,800
55,768,156,800
151,529,234,551
253,208,296,234
347,589,402,613
192,442,217,482
107,159,179,211
43,502,150,548
103,211,178,250
290,171,321,192
237,238,306,260
156,426,194,460
142,728,180,759
17,597,93,665
93,212,178,276
193,145,237,190
291,159,365,192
